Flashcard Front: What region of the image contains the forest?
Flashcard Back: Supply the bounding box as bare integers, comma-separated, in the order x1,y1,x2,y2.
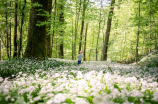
0,0,157,62
0,0,158,104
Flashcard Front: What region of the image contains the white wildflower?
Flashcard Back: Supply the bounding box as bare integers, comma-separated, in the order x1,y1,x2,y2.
19,72,22,75
0,77,3,82
46,98,54,104
74,98,89,104
53,93,65,103
22,74,27,77
34,96,41,101
5,95,11,101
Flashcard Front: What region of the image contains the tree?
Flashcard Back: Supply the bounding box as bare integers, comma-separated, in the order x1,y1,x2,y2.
79,0,88,53
73,0,81,60
83,23,88,61
4,1,10,58
13,0,18,58
46,0,52,58
96,0,102,61
0,39,1,60
148,0,151,53
58,0,65,59
23,0,50,60
18,0,26,57
135,1,140,63
102,0,115,61
51,0,57,57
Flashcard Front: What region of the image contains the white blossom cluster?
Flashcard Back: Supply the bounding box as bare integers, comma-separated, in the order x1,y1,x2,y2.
0,60,158,104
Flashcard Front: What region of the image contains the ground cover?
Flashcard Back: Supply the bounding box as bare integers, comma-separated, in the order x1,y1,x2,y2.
0,58,158,104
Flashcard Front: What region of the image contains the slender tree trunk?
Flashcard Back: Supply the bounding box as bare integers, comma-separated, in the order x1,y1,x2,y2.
58,0,65,59
153,16,157,49
72,17,74,60
6,9,10,58
83,23,88,61
13,0,18,57
52,0,57,57
46,0,52,58
18,0,26,57
149,0,151,53
0,39,1,61
9,19,11,58
79,0,87,53
89,33,94,61
56,38,58,58
89,49,92,61
135,1,140,64
23,0,50,60
73,0,81,60
96,2,102,61
102,0,115,61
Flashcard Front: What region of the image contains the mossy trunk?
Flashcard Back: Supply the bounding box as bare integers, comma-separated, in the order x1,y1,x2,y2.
23,0,49,60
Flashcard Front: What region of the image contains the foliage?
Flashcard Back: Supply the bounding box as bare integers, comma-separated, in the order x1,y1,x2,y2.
0,0,158,62
0,59,158,104
0,58,73,78
138,50,158,68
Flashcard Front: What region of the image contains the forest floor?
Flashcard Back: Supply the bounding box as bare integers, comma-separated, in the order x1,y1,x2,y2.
0,56,158,104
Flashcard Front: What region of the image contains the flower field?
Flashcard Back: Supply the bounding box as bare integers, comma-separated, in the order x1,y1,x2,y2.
0,58,158,104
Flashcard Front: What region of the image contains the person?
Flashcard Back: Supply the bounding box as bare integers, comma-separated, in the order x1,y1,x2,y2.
77,51,83,66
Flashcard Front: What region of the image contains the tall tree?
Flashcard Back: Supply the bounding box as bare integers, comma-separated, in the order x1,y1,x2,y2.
58,0,65,59
79,0,88,53
23,0,50,60
52,0,57,57
13,0,18,58
46,0,52,58
135,1,140,63
18,0,26,57
9,1,12,58
153,16,157,49
73,0,81,60
5,1,10,58
0,39,1,60
96,0,102,61
83,23,88,61
102,0,115,61
72,16,74,60
148,0,151,53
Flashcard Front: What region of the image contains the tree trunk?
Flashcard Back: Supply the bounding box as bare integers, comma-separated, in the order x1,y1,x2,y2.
0,40,1,61
13,0,18,57
135,1,140,63
79,0,87,53
52,0,57,57
58,0,65,59
18,0,26,58
153,16,157,49
149,0,151,53
23,0,50,60
46,0,52,58
89,33,94,61
96,2,102,61
73,0,81,60
9,19,11,58
72,17,74,60
102,0,115,61
83,23,88,61
5,1,9,58
6,11,9,58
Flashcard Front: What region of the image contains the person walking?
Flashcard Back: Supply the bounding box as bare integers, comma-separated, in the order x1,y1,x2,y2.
77,51,83,65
